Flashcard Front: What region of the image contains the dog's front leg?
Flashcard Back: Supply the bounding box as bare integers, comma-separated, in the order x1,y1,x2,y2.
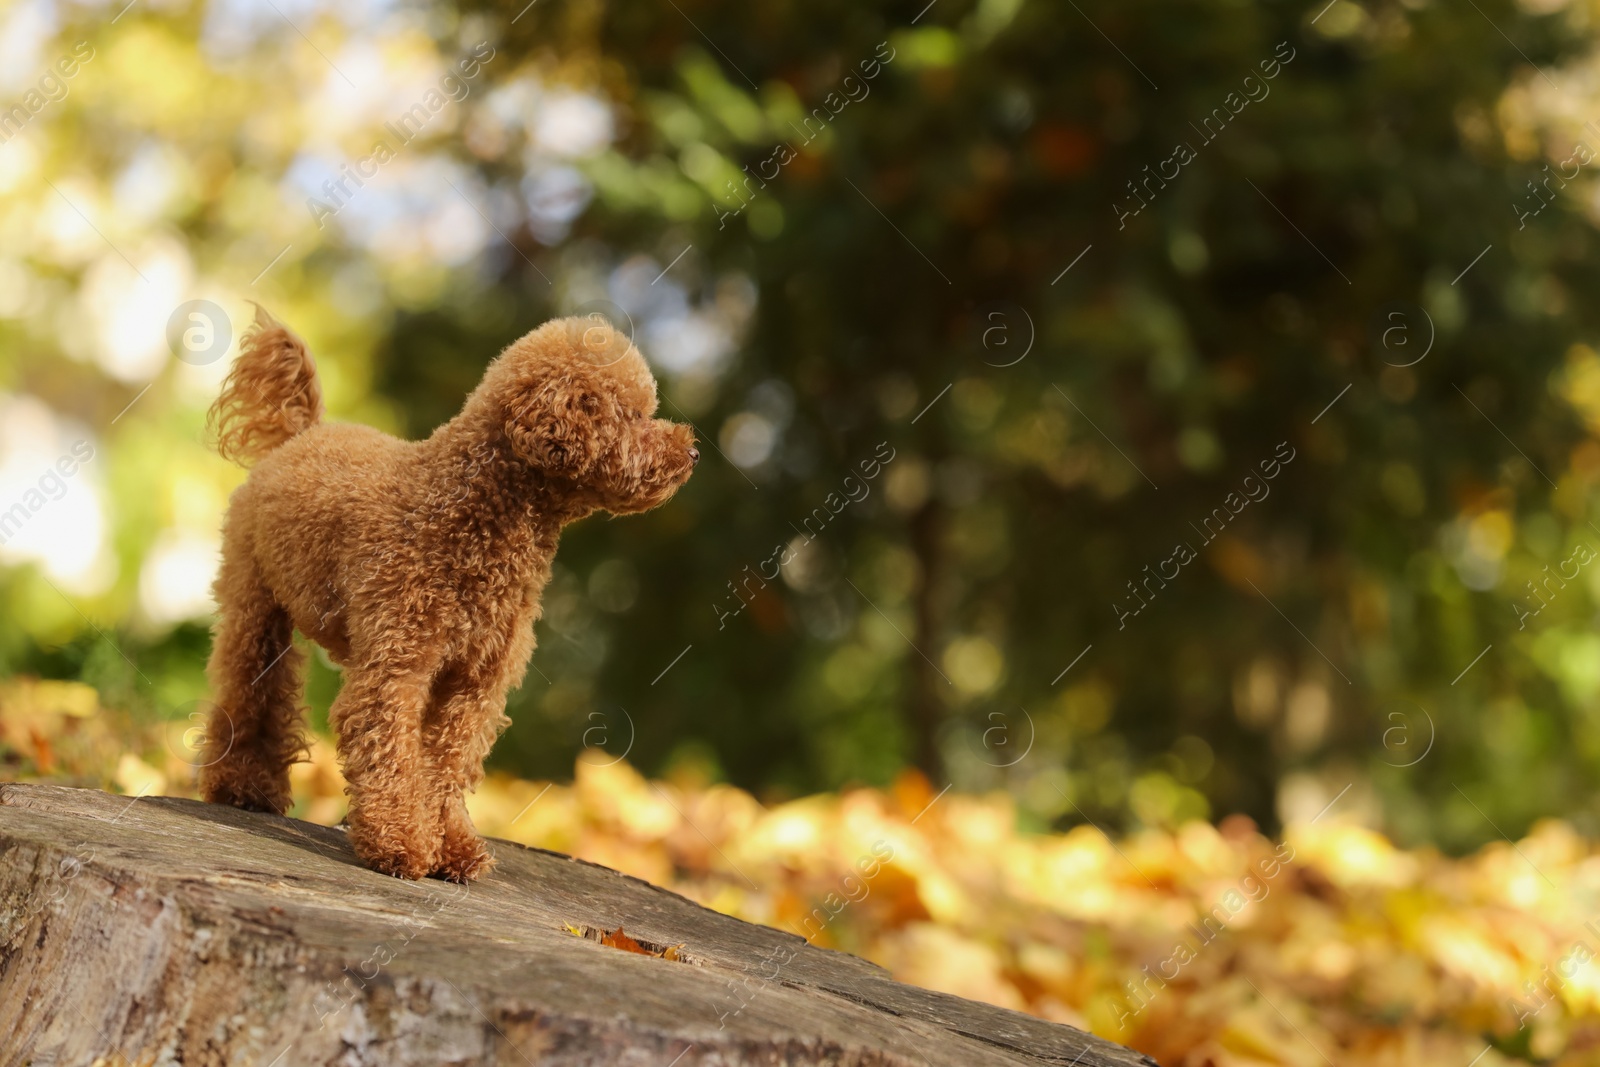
422,677,512,883
332,656,444,879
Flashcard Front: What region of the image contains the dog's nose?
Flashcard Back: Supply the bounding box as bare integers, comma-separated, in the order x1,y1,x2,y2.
688,447,700,465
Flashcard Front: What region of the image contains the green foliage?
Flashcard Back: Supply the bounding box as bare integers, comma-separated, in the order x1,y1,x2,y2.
4,0,1600,848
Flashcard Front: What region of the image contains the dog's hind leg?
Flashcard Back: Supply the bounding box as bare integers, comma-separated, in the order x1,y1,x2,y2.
199,549,306,815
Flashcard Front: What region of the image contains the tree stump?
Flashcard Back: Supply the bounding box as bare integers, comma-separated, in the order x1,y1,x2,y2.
0,783,1155,1066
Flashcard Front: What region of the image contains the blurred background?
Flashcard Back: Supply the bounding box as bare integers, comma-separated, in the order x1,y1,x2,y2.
7,0,1600,849
11,0,1600,1059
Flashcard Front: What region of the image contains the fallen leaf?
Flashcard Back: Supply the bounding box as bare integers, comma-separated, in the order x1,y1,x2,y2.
13,676,1600,1067
600,926,650,955
28,728,53,774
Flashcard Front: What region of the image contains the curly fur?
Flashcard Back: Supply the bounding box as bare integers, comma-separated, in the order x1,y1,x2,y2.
198,314,698,882
207,304,324,465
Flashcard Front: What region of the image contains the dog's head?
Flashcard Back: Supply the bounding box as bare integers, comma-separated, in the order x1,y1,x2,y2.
495,316,698,514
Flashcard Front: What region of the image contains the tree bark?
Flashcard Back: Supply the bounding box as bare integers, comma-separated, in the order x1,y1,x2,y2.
0,783,1153,1067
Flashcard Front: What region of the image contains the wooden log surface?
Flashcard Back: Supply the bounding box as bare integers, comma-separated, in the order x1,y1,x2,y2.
0,783,1157,1067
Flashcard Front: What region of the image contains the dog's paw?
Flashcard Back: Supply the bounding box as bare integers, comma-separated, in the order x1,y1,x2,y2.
350,835,437,880
200,764,291,816
347,815,441,881
364,849,437,880
432,834,495,884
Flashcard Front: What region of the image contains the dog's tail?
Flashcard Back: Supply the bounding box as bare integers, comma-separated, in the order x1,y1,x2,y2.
206,304,324,466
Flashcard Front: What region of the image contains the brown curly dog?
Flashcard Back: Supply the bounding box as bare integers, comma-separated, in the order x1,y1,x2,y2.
198,309,697,882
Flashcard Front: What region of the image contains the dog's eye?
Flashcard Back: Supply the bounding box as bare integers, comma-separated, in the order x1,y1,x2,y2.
630,410,643,421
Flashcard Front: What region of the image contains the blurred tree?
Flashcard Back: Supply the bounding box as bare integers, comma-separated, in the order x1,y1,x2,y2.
3,0,1600,849
439,0,1600,847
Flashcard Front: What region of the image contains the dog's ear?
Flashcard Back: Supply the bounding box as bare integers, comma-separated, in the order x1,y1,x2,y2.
505,377,606,477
